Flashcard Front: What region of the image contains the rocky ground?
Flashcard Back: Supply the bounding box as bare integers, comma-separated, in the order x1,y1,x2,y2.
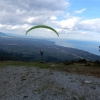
0,66,100,100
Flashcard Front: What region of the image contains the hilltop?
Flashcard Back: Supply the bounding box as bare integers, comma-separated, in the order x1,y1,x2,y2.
0,61,100,100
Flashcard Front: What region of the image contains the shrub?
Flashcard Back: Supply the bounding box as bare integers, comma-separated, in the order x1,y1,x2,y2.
63,60,74,65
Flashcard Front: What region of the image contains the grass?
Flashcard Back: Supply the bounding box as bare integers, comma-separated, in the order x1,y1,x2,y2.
0,61,51,68
0,61,100,77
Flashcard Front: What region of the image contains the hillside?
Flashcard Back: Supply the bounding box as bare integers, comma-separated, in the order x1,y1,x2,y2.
0,32,100,62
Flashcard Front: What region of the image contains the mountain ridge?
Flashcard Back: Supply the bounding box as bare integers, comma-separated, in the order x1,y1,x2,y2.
0,32,8,36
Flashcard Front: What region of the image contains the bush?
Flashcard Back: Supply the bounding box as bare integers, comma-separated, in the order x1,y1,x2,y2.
77,59,87,63
63,61,74,65
93,60,100,65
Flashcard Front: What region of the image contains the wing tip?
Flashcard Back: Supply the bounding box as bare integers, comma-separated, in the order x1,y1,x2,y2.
26,31,28,35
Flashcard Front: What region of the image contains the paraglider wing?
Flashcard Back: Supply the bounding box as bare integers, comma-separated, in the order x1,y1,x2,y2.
26,25,59,37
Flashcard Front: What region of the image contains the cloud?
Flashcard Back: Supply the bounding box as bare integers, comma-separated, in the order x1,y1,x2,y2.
53,16,100,34
77,18,100,33
58,17,80,29
74,8,86,14
0,0,69,35
0,0,69,24
0,0,100,41
50,16,57,20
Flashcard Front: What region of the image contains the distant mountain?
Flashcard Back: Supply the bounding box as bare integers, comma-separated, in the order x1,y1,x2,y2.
6,33,25,37
0,32,35,39
0,32,8,36
0,32,26,38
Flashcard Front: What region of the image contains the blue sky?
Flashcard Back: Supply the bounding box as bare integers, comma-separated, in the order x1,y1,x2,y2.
0,0,100,41
68,0,100,19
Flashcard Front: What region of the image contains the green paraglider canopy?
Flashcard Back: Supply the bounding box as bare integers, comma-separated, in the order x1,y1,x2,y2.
26,25,59,37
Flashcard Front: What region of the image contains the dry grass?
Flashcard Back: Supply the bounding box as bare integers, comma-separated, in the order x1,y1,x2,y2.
0,61,100,78
60,63,100,78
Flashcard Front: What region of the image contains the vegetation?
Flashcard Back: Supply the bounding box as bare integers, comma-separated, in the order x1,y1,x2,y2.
0,33,100,62
0,60,100,78
0,32,100,78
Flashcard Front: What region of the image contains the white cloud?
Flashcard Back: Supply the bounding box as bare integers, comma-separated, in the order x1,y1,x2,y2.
50,16,57,20
0,0,69,35
74,8,86,14
77,18,100,33
57,17,80,29
27,17,40,23
0,0,100,41
0,0,69,25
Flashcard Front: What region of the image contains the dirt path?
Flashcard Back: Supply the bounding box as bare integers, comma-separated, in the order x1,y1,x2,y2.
0,66,100,100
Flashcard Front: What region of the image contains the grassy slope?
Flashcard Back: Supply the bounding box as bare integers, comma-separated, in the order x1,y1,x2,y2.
0,61,100,78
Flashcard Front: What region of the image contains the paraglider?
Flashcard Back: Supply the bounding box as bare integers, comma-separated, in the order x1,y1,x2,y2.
25,25,59,62
26,25,59,37
40,50,44,56
40,50,44,63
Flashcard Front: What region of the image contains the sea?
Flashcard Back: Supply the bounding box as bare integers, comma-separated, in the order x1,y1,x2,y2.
50,39,100,56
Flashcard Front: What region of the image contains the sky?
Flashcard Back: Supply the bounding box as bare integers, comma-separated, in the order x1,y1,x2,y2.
0,0,100,41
